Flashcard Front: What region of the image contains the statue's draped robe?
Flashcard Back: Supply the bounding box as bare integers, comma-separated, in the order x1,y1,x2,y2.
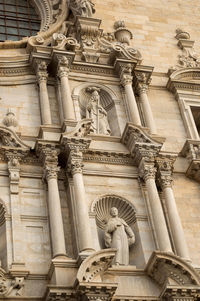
104,217,133,265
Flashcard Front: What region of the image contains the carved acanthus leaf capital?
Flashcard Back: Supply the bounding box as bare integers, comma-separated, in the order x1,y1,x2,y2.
36,143,60,181
139,161,156,181
57,56,70,78
68,147,84,175
134,71,152,95
156,156,176,189
45,165,60,180
35,60,48,83
119,63,133,86
61,137,91,175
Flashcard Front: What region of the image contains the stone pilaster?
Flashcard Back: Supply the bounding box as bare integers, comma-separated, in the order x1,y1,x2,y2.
6,151,27,271
156,156,190,260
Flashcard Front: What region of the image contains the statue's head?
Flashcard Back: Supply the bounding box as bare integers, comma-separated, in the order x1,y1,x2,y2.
110,207,118,217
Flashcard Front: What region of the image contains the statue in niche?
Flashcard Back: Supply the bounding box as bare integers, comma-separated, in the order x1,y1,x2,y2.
86,87,111,135
104,207,135,265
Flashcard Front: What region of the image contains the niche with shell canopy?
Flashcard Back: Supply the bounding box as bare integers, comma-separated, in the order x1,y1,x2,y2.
78,86,121,136
91,194,136,249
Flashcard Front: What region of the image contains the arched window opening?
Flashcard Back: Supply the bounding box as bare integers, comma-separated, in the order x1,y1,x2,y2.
0,0,40,42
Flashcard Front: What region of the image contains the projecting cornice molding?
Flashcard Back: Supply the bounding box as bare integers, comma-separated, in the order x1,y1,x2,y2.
146,251,200,301
167,67,200,94
146,251,200,287
0,126,30,151
121,123,164,165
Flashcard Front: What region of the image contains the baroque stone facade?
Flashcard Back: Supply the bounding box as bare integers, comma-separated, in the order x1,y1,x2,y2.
0,0,200,300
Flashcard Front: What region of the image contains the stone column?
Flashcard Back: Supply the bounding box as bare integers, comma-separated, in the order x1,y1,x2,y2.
136,74,157,134
140,160,172,252
68,145,94,254
120,65,142,126
36,60,52,125
157,158,190,260
43,149,67,258
57,56,75,121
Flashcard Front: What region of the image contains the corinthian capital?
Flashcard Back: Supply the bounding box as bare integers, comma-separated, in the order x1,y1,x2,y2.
156,155,177,189
36,143,60,181
139,161,156,181
45,165,60,180
68,147,84,175
133,66,153,95
119,63,133,86
57,56,70,78
36,60,48,83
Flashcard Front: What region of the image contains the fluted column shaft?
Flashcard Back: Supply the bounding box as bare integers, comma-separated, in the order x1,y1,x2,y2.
36,61,52,125
57,57,75,121
69,151,94,253
160,173,190,260
141,163,172,252
138,85,157,134
46,167,66,258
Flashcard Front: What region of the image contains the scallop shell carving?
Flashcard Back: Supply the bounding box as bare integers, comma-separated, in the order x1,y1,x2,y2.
91,194,136,229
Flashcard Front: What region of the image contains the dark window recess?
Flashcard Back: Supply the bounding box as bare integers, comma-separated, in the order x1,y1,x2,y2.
191,106,200,135
0,0,40,42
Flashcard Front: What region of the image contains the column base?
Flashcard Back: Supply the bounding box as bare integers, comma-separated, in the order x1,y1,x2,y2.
77,249,96,266
9,262,29,278
62,120,77,133
38,125,62,141
48,256,77,286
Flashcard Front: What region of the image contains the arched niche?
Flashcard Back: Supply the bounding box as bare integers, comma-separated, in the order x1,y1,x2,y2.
72,83,121,136
90,194,140,264
0,199,8,271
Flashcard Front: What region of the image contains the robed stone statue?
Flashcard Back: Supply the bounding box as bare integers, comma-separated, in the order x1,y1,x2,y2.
104,207,135,265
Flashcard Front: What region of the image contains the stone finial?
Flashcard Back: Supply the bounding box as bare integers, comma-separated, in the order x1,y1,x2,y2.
113,20,133,45
3,109,18,130
175,28,190,40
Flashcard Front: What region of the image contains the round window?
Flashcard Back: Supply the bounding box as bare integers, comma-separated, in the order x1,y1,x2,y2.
0,0,40,42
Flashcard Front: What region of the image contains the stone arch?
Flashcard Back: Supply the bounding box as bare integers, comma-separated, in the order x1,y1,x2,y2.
146,251,200,299
72,83,121,136
76,249,117,283
90,194,136,230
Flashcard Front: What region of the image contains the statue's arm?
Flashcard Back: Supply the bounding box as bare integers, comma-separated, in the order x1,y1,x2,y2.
104,230,112,248
125,224,135,246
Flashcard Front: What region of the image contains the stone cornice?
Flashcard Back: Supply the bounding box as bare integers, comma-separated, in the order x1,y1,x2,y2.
121,123,164,166
84,150,133,165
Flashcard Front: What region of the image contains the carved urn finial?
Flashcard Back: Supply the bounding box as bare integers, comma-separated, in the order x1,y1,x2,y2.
3,109,18,130
114,20,133,45
175,28,190,40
